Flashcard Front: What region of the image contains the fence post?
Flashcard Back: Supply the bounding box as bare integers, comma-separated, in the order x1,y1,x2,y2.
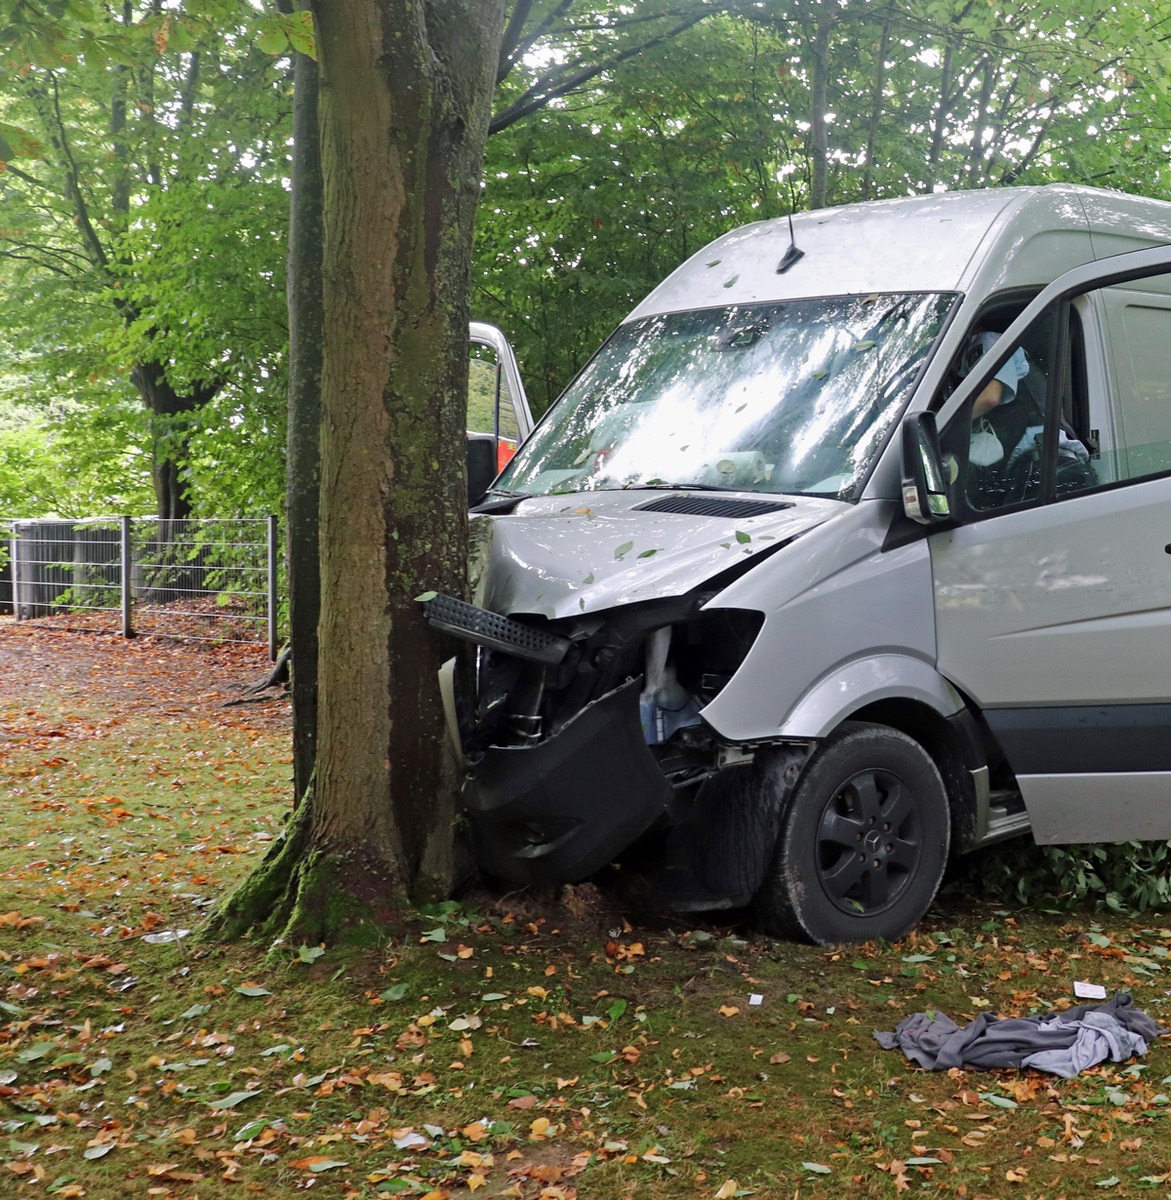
10,524,19,621
120,515,133,639
267,513,279,661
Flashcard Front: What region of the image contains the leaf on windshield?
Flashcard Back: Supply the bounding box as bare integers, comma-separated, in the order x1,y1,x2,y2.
614,542,634,560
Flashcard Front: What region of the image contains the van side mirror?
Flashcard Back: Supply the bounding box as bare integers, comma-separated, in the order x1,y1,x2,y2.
467,434,498,505
901,412,951,524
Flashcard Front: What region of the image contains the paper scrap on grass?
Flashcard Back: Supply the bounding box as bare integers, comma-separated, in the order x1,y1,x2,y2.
1074,980,1108,1000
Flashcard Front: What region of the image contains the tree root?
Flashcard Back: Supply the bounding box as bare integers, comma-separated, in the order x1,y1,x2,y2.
248,645,292,693
199,783,409,951
199,797,313,945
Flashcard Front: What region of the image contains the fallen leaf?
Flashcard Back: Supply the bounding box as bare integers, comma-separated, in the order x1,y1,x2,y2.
290,1157,348,1172
207,1089,262,1110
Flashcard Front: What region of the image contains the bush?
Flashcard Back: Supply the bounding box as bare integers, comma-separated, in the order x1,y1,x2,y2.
965,838,1171,915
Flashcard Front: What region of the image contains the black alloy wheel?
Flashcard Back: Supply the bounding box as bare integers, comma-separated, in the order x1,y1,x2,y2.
757,722,950,945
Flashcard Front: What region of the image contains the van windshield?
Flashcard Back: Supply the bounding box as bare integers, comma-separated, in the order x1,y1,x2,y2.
498,292,955,500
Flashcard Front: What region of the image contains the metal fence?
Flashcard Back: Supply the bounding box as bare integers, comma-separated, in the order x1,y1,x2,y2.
0,516,279,657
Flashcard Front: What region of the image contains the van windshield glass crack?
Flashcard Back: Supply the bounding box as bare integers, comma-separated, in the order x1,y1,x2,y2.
499,293,955,500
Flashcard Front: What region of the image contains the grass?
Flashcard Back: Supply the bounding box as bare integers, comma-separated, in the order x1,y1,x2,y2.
4,643,1171,1199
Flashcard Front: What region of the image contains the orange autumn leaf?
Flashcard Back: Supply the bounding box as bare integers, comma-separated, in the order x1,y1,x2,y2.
289,1156,348,1171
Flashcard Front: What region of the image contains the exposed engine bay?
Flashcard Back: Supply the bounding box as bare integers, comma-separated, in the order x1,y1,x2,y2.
423,587,766,893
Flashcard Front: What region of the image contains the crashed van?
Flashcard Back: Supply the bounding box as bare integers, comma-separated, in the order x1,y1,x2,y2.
426,185,1171,944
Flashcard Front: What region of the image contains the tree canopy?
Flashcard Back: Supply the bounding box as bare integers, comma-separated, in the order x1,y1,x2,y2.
0,0,291,520
5,0,1171,511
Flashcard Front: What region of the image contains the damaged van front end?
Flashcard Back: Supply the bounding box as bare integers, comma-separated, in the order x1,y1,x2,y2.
423,491,838,895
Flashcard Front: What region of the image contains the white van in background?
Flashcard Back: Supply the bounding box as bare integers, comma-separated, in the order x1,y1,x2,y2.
466,321,533,504
429,185,1171,944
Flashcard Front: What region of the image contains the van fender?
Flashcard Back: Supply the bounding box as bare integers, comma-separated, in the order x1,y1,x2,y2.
774,654,966,740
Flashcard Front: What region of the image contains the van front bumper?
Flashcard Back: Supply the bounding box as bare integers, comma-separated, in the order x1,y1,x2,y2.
461,677,673,885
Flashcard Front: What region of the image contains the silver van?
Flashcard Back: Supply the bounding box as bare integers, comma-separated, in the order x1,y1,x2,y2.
427,185,1171,944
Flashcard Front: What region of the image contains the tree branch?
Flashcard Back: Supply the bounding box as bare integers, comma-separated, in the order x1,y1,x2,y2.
499,0,576,83
490,6,714,133
498,0,536,83
26,74,111,273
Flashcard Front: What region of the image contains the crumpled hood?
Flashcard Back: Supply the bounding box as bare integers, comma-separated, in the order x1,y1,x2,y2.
471,491,844,619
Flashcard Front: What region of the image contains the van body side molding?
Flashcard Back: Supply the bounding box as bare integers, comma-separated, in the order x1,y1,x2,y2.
984,704,1171,775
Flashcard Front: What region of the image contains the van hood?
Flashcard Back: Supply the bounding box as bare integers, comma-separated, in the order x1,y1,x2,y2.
471,490,844,619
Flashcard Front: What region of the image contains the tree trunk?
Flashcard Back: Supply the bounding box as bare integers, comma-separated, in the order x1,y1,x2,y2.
129,360,216,522
808,0,835,210
284,23,324,803
860,9,893,201
206,0,506,945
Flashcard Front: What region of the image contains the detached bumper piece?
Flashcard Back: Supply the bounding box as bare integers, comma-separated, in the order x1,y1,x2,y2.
421,593,571,665
464,677,672,885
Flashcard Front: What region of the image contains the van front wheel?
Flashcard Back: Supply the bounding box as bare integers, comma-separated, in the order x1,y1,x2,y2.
756,723,950,944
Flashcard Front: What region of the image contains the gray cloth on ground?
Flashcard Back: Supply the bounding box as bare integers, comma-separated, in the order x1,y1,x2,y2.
873,992,1165,1079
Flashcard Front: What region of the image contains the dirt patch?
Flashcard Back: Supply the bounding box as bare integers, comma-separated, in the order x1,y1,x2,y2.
0,615,289,735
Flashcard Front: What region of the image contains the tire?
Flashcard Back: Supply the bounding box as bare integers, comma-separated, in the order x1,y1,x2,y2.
756,722,950,945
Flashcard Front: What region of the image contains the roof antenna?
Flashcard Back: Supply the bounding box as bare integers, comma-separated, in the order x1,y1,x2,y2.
777,201,804,274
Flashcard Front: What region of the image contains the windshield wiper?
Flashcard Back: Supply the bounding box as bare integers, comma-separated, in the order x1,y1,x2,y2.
626,481,742,492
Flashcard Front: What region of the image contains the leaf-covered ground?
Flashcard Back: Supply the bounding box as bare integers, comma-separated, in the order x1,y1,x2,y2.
3,618,1171,1199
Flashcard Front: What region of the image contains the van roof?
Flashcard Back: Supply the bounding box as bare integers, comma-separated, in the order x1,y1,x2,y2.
625,185,1171,321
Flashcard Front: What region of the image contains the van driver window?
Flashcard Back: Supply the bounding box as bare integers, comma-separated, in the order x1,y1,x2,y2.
944,309,1096,514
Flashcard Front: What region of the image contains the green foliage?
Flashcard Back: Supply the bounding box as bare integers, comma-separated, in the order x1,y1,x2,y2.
970,839,1171,915
0,356,153,517
0,1,291,519
477,1,1171,406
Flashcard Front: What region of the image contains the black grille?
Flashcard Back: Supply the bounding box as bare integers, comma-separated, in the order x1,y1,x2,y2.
634,494,793,518
421,593,571,665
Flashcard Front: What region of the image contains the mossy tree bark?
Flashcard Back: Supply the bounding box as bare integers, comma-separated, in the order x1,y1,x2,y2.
207,0,506,945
